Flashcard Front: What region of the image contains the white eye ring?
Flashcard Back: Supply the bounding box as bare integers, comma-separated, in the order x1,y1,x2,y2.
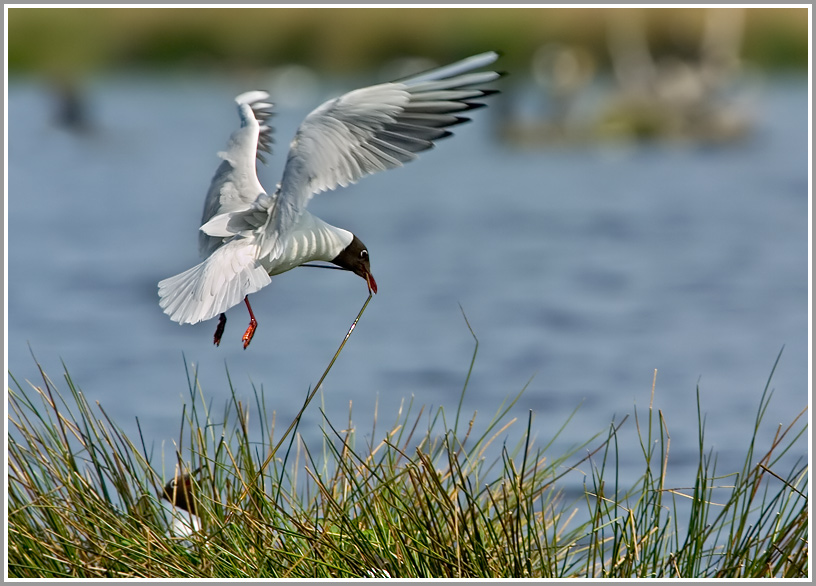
360,249,368,259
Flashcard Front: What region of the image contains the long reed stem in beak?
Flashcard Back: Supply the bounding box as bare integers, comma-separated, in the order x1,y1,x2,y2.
231,291,373,509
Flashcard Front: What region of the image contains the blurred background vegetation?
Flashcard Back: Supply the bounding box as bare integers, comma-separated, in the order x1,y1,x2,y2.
6,6,809,77
6,6,809,145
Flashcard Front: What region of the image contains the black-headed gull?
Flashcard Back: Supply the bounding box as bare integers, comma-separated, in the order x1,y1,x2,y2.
159,51,502,348
159,469,201,541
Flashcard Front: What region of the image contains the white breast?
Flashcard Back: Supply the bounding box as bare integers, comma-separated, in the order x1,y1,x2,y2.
262,212,353,276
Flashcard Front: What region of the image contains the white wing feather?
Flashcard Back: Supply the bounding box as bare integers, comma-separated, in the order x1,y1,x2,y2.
259,50,502,259
200,52,501,260
198,91,274,258
159,92,275,324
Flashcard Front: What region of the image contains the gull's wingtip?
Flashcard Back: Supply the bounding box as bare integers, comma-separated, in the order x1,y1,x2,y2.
235,90,270,106
464,50,502,68
398,50,503,85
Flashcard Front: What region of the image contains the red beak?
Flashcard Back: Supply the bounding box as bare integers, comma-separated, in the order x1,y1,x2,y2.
365,272,378,294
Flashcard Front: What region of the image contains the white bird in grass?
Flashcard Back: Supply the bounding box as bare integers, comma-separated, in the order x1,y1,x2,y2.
158,51,502,348
159,468,202,543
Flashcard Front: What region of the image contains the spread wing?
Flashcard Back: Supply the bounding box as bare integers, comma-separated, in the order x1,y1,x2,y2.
159,92,275,324
197,91,274,258
200,51,502,261
265,51,502,257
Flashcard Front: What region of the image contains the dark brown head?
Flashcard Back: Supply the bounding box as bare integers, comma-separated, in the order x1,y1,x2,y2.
160,470,198,516
331,235,377,294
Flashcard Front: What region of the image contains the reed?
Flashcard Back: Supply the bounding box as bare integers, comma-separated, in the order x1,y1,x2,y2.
7,330,808,578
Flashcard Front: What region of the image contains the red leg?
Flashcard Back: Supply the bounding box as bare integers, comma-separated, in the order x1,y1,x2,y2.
241,296,258,349
213,313,227,346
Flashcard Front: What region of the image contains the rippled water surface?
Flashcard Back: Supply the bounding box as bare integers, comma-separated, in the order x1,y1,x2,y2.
7,73,809,492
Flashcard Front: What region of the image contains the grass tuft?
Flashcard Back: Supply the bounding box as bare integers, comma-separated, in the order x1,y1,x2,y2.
7,333,808,577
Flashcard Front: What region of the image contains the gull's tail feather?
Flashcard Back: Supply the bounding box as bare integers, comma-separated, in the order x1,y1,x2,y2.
158,239,271,325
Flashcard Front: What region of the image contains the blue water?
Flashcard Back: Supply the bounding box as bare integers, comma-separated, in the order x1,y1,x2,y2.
6,72,809,499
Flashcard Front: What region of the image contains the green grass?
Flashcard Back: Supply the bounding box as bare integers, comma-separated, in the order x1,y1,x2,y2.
7,314,809,578
6,7,810,75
